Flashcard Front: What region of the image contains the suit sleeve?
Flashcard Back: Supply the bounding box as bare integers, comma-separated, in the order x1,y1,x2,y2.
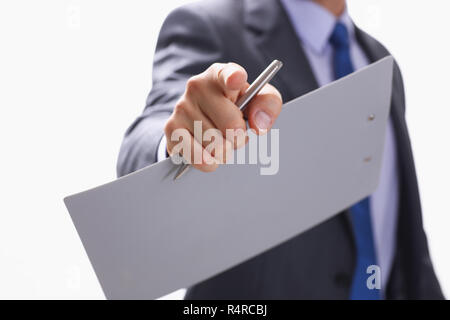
116,5,224,177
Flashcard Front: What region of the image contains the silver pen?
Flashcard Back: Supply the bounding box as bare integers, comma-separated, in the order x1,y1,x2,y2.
174,59,283,180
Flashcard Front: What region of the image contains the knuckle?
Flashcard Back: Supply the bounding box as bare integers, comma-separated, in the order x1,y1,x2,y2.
210,62,226,76
228,62,245,73
164,116,177,136
174,99,197,122
174,100,189,117
211,62,227,83
210,62,222,71
185,76,202,94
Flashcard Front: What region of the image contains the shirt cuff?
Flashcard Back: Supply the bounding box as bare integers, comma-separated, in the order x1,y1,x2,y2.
157,135,168,162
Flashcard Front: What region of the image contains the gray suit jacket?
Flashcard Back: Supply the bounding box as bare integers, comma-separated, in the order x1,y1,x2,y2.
117,0,444,299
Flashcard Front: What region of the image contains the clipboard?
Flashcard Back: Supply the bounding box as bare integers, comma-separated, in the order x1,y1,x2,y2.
64,56,394,299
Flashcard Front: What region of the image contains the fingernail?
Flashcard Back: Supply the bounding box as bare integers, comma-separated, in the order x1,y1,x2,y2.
254,111,272,130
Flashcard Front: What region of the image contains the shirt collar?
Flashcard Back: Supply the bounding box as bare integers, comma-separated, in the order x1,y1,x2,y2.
280,0,355,55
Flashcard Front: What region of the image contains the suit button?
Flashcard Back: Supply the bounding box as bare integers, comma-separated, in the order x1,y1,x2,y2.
334,272,352,288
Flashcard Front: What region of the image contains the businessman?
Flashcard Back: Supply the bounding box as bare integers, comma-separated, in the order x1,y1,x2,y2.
117,0,444,299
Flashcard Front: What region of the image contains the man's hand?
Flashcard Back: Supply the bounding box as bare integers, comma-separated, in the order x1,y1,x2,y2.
164,62,282,172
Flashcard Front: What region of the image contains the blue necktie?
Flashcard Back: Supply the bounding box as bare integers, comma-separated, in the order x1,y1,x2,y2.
329,22,381,300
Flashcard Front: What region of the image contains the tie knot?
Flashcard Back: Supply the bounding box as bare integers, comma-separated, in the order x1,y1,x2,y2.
329,22,350,49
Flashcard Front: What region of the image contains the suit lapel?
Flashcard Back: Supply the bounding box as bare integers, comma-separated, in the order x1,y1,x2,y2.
243,0,319,101
355,27,404,118
355,26,407,187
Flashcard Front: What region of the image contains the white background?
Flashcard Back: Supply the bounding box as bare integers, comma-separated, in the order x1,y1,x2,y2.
0,0,448,299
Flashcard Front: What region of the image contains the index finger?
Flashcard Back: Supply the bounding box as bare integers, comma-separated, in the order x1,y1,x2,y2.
210,62,248,102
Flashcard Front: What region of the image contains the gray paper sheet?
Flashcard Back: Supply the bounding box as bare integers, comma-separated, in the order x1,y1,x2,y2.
64,57,394,299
